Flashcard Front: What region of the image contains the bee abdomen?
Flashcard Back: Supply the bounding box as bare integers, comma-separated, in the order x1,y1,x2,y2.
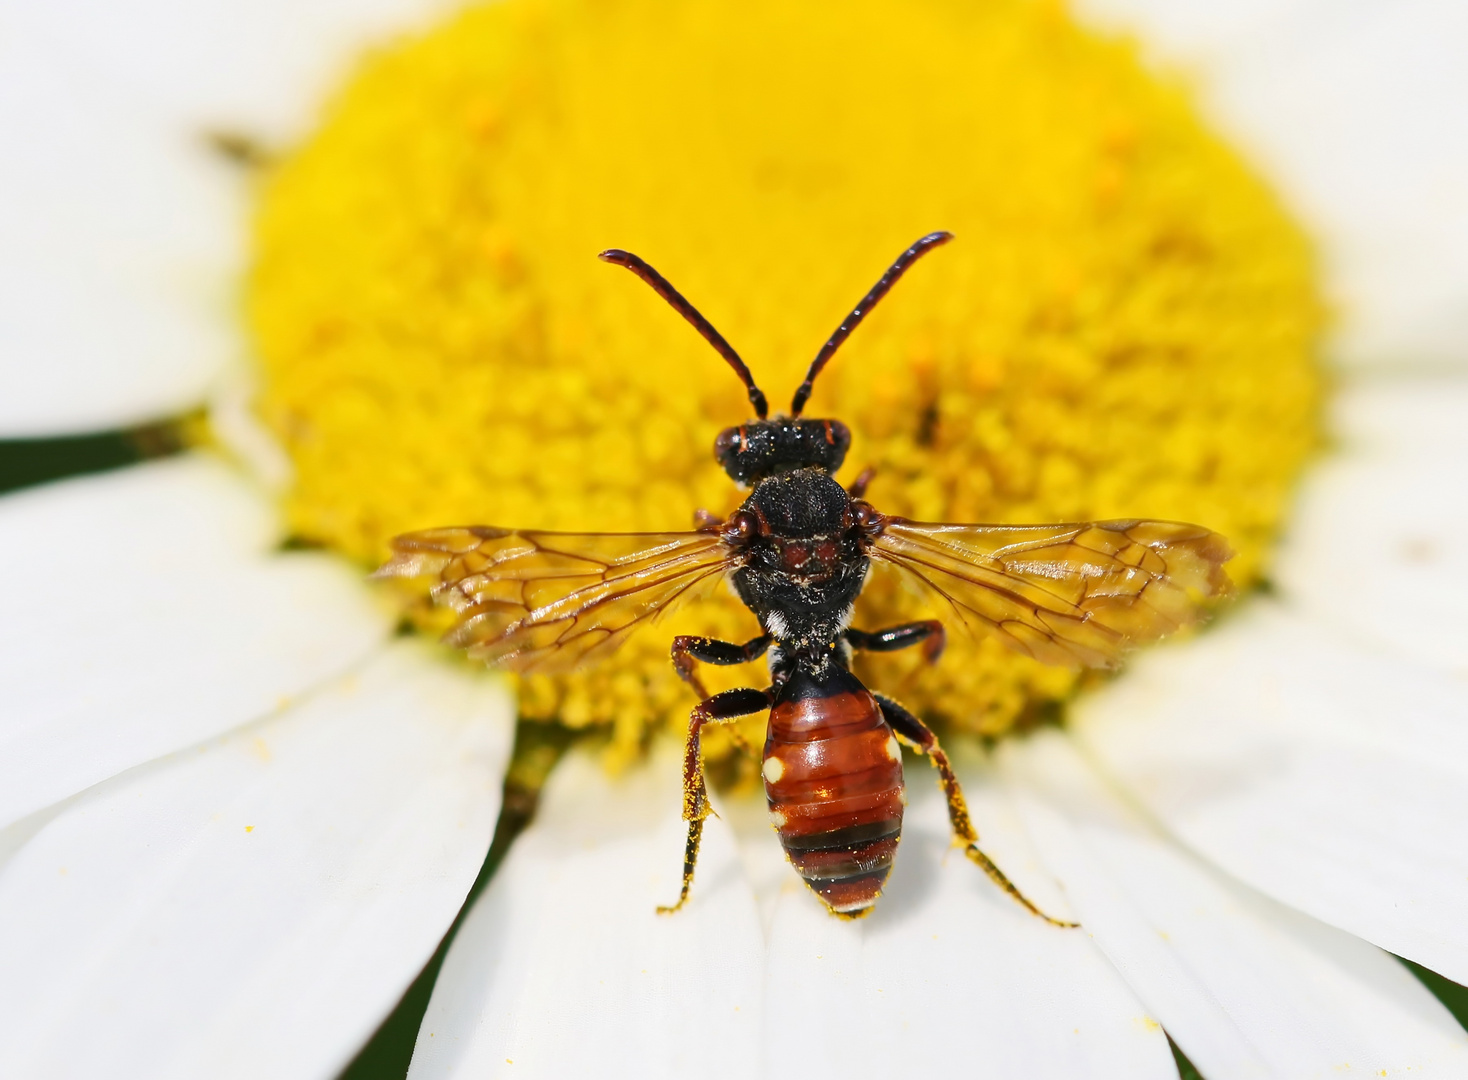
780,818,902,913
765,681,905,915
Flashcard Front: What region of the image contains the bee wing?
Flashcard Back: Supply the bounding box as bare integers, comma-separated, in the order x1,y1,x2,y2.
869,518,1234,669
376,526,733,675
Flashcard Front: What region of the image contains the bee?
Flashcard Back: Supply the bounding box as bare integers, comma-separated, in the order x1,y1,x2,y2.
376,233,1233,922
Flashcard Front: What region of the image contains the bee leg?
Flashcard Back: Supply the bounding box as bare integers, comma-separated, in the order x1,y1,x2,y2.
670,634,773,752
874,693,1078,929
844,620,947,666
659,685,773,915
848,466,877,499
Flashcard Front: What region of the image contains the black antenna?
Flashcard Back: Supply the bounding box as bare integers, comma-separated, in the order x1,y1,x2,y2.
790,231,954,417
599,249,769,419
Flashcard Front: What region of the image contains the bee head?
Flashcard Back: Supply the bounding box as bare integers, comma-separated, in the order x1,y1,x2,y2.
713,418,850,485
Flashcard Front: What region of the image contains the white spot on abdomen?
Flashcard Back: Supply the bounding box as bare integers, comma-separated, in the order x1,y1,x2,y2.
763,755,785,783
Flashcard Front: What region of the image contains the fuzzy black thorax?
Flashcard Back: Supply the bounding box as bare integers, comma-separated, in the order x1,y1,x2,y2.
728,468,869,651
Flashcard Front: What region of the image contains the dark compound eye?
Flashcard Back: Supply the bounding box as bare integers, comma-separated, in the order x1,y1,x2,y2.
713,426,743,458
721,510,759,545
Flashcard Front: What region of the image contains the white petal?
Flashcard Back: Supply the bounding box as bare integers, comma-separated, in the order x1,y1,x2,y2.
1002,728,1468,1080
18,0,460,143
1074,0,1468,369
409,743,764,1080
1074,602,1468,984
759,751,1175,1080
0,455,389,830
1276,375,1468,673
0,40,239,434
0,642,513,1080
0,0,455,434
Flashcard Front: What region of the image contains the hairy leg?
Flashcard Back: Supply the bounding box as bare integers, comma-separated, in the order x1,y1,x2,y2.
876,693,1077,929
844,620,946,665
660,685,773,915
670,634,771,755
671,633,772,698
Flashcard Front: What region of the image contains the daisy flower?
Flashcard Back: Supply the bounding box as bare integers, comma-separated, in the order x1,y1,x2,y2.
1,1,1466,1078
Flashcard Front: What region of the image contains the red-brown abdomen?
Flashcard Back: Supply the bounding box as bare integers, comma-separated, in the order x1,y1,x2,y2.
763,666,905,915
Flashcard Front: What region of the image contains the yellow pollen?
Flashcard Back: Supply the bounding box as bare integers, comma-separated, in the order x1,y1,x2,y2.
247,0,1322,766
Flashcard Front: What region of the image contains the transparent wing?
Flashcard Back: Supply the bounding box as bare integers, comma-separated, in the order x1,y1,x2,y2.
870,518,1233,668
376,526,732,674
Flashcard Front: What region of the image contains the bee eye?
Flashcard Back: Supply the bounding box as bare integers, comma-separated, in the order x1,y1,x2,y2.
721,510,759,545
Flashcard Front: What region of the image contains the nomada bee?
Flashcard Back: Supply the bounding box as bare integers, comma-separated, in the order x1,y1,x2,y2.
377,232,1233,921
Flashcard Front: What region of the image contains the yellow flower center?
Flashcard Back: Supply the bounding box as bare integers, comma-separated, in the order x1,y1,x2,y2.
247,0,1321,765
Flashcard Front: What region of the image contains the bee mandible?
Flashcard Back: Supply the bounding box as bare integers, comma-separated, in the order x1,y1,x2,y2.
377,232,1233,922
